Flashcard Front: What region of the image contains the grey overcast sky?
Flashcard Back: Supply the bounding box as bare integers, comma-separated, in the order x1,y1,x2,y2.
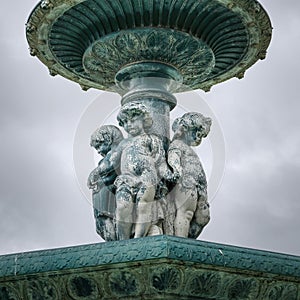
1,1,300,256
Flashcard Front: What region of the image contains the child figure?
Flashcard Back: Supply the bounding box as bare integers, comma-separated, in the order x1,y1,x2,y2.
168,112,212,238
87,125,123,241
110,102,171,240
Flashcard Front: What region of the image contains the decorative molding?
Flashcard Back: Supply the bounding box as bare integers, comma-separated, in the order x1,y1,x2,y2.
151,266,183,293
83,28,215,88
1,236,300,278
0,237,299,299
26,0,272,92
185,270,221,298
67,275,99,299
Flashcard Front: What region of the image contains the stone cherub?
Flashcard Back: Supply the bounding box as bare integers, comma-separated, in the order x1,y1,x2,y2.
87,125,123,241
168,112,212,238
109,102,172,240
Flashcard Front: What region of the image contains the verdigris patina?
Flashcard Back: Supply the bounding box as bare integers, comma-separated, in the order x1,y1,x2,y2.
168,112,212,238
1,236,300,300
88,104,211,241
26,0,272,242
87,125,124,241
26,0,272,92
112,102,171,239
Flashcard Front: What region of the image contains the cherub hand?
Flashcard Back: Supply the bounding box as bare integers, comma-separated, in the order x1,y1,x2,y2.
163,170,174,182
172,171,180,182
172,167,183,182
87,171,98,190
87,179,97,190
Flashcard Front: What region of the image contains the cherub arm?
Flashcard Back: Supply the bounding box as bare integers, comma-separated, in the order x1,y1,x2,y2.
87,165,103,191
87,147,121,192
150,135,173,181
167,143,183,180
157,161,173,182
87,156,114,189
107,140,125,168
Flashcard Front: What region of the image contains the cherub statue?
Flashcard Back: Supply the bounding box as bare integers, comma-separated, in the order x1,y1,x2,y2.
109,102,172,240
168,112,212,238
87,125,123,241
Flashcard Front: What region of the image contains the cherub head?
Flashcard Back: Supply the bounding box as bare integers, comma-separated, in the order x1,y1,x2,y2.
172,112,212,146
117,102,153,136
90,125,123,156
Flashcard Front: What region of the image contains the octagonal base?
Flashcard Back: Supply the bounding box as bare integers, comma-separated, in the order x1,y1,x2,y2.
1,236,300,299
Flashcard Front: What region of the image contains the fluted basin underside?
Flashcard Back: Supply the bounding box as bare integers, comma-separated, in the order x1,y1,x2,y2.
26,0,272,92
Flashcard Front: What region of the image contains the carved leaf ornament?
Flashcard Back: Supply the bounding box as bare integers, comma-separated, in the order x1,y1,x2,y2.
26,0,272,91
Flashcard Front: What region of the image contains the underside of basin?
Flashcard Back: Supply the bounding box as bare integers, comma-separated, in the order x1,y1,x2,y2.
26,0,272,93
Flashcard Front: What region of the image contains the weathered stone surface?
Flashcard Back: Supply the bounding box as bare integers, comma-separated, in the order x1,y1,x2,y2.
1,236,300,299
88,103,211,241
168,112,212,239
87,125,123,242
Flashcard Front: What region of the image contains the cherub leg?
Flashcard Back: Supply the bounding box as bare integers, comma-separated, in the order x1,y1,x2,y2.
134,185,156,238
189,198,210,238
174,185,198,238
115,189,134,240
194,195,210,227
103,217,117,241
95,216,116,241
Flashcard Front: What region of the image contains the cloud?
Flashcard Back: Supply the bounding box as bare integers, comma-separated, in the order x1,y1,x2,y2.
0,0,299,256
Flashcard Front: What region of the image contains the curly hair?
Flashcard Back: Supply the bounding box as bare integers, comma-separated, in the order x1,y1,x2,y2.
172,112,212,139
117,102,153,131
90,125,123,148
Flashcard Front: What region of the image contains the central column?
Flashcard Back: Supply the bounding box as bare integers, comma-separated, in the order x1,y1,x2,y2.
116,62,182,143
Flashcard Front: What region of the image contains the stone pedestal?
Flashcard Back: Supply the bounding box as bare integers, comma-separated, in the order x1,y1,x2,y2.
1,236,300,299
